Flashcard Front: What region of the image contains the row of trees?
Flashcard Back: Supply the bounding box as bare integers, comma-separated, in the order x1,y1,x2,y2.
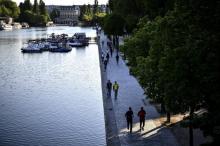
79,0,106,26
0,0,20,18
19,0,50,26
103,0,220,146
0,0,49,26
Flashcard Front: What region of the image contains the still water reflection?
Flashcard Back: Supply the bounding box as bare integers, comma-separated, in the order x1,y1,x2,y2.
0,26,106,146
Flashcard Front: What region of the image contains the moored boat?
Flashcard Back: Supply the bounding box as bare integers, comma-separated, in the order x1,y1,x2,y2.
0,23,13,30
67,40,84,47
12,23,22,29
21,22,29,29
49,42,72,52
21,43,42,53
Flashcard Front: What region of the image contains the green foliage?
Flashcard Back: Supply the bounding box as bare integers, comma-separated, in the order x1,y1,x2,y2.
124,15,138,33
93,0,98,14
0,0,20,18
105,0,175,33
22,0,32,12
22,10,47,25
103,13,125,36
119,0,220,145
108,0,114,12
18,0,49,26
33,0,39,14
49,9,60,22
95,12,106,27
79,4,106,26
39,0,46,15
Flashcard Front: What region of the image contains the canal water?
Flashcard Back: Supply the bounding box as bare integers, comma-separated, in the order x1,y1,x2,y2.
0,26,106,146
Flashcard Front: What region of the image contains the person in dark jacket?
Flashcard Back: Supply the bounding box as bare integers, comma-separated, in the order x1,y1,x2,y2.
104,59,107,71
106,53,110,63
116,53,119,64
125,107,133,133
110,46,113,57
106,80,112,98
138,107,146,131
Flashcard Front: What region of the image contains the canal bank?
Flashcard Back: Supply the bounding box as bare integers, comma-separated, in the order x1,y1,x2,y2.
98,30,180,146
97,33,121,146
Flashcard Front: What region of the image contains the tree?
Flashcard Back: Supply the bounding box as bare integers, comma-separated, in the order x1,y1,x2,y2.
23,0,32,11
39,0,46,15
0,0,20,18
93,0,98,14
18,0,49,26
109,1,220,146
103,13,125,49
50,9,60,22
79,5,87,21
33,0,39,14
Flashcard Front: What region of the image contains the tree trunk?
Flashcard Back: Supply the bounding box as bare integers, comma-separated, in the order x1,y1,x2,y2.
116,35,119,53
189,106,194,146
113,36,116,46
161,100,166,113
166,111,170,123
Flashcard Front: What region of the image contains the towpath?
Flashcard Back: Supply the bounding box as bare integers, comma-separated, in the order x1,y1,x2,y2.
99,31,180,146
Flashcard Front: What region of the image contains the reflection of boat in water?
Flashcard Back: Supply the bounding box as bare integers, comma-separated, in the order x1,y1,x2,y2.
67,40,84,47
50,47,72,52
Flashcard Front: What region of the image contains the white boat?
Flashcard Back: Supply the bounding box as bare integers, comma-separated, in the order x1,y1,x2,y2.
21,22,29,29
0,23,13,30
13,23,22,29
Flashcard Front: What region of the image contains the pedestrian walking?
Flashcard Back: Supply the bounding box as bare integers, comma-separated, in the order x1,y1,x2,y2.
107,41,111,47
116,53,119,64
125,107,133,133
102,40,104,46
101,52,104,62
104,59,108,71
106,80,112,98
110,46,113,57
106,53,110,63
112,81,119,99
138,107,146,131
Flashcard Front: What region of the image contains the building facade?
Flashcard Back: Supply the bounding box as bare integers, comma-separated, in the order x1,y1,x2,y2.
46,5,80,25
46,5,107,25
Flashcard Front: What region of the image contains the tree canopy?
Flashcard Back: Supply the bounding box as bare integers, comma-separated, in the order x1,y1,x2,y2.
18,0,50,26
0,0,20,18
79,2,107,26
104,0,220,145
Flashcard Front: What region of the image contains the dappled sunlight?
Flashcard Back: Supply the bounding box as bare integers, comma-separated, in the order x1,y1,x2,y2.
119,120,162,139
117,114,190,142
153,114,188,127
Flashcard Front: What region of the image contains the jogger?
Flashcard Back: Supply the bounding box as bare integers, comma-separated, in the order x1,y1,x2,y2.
138,107,146,131
125,107,133,133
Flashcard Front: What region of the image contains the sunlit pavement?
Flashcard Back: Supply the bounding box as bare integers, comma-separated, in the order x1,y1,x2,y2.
99,31,180,146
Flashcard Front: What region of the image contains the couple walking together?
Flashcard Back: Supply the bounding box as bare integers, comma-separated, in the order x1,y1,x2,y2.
125,107,146,133
106,80,119,99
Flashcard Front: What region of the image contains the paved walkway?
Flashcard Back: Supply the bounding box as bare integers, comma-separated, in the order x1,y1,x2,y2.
99,31,180,146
